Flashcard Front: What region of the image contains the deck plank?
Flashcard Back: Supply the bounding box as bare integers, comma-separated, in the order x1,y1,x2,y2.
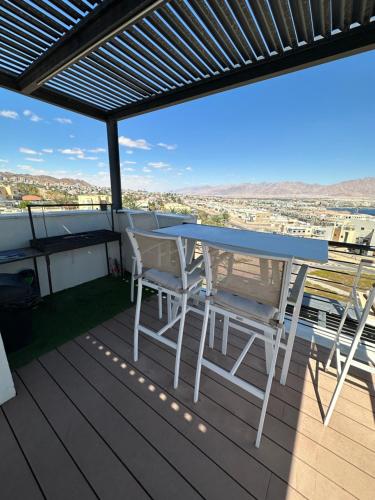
2,372,97,500
39,347,202,500
17,361,148,500
0,409,44,500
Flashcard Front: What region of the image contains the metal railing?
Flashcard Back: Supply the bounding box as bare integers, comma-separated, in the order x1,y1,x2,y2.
192,237,375,343
297,240,375,343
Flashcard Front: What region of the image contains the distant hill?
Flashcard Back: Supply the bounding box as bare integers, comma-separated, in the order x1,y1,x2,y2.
177,177,375,198
0,171,92,188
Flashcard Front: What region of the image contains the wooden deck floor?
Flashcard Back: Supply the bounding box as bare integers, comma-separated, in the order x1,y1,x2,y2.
1,296,375,499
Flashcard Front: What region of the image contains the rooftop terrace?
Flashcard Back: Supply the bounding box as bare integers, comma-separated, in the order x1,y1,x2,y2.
1,2,375,498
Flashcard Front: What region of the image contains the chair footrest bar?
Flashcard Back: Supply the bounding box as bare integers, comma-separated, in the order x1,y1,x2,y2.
227,320,285,348
201,358,265,400
138,325,177,350
336,352,375,374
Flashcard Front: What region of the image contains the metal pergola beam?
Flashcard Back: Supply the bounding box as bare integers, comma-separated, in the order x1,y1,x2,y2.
17,0,163,94
106,119,122,210
109,23,375,121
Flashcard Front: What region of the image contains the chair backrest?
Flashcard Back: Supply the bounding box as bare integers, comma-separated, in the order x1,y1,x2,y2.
203,243,292,322
127,211,159,231
127,228,186,279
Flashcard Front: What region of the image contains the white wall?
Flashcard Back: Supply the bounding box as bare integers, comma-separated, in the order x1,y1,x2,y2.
0,209,196,296
0,210,119,296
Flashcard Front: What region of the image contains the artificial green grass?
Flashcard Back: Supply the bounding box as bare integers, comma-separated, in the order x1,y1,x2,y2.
8,274,152,369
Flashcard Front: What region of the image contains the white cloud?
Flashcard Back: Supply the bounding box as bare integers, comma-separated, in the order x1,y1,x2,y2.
77,154,98,161
69,134,75,138
23,110,42,122
97,161,108,168
0,110,18,119
125,150,133,155
0,158,8,163
123,167,135,172
19,147,40,155
55,117,72,124
119,136,151,150
25,157,44,162
59,148,84,155
157,142,177,150
59,148,98,160
148,161,169,169
186,166,193,171
121,160,136,165
88,147,106,153
177,172,183,176
42,148,53,153
143,167,152,173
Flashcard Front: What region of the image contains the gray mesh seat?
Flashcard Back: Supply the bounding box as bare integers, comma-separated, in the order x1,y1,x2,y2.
213,291,278,324
144,268,202,292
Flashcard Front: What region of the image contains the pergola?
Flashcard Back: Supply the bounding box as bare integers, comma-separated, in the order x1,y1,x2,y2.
1,0,375,209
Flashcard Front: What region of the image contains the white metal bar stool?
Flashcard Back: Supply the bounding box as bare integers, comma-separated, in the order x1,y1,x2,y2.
127,228,202,389
194,243,293,447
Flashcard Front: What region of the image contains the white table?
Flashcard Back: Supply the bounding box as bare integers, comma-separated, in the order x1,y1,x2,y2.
155,223,328,263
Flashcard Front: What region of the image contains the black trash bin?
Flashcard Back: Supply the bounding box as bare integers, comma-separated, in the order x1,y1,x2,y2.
0,270,40,353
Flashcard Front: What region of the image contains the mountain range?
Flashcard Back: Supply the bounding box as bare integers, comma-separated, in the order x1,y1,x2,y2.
0,171,91,188
178,177,375,198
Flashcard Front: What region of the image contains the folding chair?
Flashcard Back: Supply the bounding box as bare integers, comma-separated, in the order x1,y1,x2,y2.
324,259,375,426
194,243,293,447
127,228,202,389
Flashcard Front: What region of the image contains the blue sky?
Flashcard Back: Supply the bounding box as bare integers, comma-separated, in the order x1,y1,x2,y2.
0,49,374,191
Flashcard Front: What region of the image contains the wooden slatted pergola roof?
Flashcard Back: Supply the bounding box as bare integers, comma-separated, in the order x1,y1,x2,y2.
1,0,375,122
1,0,375,208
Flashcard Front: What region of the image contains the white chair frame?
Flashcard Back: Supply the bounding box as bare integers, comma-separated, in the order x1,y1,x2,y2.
127,228,202,389
194,243,293,447
324,259,375,426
